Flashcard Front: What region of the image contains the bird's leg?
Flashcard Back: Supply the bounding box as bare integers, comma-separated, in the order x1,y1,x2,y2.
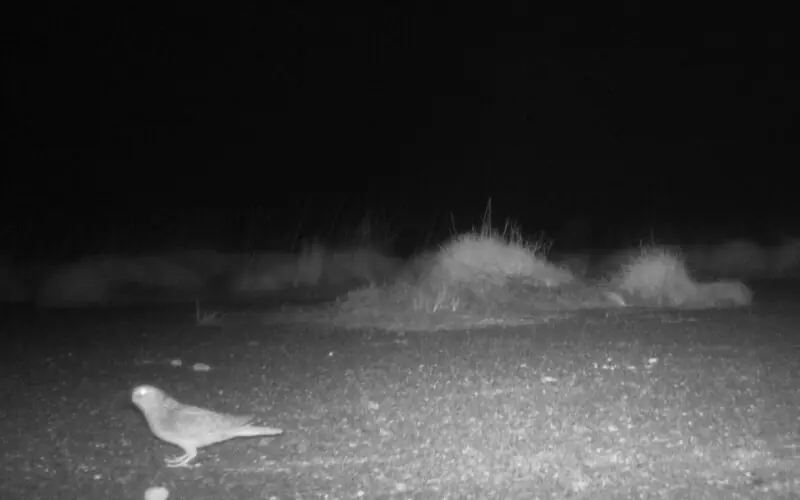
164,447,198,468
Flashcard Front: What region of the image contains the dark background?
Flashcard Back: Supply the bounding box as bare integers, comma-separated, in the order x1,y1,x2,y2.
3,3,797,257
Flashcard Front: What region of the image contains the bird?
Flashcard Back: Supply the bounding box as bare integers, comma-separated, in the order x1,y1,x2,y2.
131,385,284,468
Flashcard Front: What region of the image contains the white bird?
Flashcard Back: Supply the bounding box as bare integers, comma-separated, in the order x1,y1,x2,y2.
132,385,283,467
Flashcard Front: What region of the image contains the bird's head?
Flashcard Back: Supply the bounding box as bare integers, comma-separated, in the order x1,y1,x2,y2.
132,385,166,413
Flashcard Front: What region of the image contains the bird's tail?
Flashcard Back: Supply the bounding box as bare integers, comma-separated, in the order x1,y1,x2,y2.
237,425,284,437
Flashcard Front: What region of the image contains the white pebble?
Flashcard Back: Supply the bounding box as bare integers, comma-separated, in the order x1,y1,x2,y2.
144,486,169,500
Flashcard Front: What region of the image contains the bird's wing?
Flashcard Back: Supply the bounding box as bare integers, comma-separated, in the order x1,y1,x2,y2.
172,405,255,435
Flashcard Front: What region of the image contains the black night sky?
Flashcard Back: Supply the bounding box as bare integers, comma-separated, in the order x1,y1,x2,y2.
3,4,797,257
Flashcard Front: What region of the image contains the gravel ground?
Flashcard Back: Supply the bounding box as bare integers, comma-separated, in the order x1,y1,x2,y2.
1,287,799,499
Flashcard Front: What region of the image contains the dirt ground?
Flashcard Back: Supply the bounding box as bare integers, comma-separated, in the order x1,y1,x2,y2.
2,283,799,499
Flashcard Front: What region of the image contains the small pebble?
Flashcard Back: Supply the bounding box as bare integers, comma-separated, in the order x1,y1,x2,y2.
144,486,169,500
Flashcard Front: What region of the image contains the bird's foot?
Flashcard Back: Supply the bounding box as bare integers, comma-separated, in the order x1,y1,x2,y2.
165,452,197,468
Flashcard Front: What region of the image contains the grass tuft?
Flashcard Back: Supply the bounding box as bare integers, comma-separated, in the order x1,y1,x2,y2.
612,246,753,308
330,221,607,331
